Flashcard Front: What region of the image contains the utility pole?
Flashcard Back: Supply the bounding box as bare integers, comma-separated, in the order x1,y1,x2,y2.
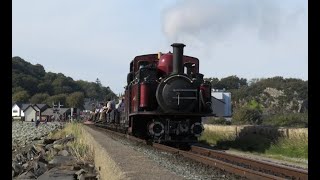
58,102,64,122
71,107,73,122
52,102,63,122
52,102,58,121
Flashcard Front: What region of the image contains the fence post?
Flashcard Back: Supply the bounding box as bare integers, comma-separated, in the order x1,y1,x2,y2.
235,126,238,137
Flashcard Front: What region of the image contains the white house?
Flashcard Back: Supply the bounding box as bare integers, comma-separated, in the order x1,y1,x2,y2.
23,104,49,122
23,105,38,122
12,103,30,120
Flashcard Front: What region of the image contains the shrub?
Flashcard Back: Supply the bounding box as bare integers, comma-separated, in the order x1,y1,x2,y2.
207,117,229,125
199,129,235,145
262,113,308,128
232,107,262,125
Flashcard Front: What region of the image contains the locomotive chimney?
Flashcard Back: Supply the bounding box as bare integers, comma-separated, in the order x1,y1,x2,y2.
171,43,185,75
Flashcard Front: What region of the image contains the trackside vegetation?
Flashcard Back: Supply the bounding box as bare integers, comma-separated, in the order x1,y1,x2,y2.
49,122,94,162
199,129,308,160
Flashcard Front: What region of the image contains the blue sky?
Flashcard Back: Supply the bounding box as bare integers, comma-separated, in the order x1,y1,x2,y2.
13,0,308,94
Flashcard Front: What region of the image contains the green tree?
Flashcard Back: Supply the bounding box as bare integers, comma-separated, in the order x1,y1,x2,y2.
248,99,263,111
204,77,219,88
13,56,121,104
30,93,50,104
232,107,262,125
66,92,85,108
32,64,46,77
45,94,68,106
20,75,39,95
37,82,53,95
96,78,102,87
12,90,30,103
216,75,247,90
12,86,26,95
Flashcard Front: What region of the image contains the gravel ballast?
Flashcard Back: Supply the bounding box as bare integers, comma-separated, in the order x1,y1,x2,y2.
86,125,247,180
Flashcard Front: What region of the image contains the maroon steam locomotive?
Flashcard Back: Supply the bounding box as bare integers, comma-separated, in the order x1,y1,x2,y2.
97,43,214,143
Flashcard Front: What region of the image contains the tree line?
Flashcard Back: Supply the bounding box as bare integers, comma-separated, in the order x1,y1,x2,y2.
12,56,117,108
204,75,308,127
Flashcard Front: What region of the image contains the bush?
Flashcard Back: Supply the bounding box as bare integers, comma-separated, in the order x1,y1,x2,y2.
207,117,229,125
199,129,235,145
232,107,262,125
262,113,308,128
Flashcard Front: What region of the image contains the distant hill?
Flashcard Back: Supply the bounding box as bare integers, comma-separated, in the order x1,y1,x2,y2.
205,76,308,114
205,76,308,127
12,56,117,107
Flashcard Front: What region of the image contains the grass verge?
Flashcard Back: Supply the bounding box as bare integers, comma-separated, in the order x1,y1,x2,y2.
265,135,308,159
48,122,94,163
199,129,308,161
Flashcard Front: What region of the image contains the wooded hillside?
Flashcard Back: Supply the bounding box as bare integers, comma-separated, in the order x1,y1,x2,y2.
205,75,308,127
12,56,117,108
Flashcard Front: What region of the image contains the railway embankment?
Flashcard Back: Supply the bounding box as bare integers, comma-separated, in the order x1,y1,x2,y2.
81,125,247,180
12,121,99,179
81,125,185,180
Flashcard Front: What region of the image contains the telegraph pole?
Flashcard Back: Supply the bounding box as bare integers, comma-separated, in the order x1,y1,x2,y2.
71,107,73,122
52,102,58,121
52,102,63,121
58,102,64,122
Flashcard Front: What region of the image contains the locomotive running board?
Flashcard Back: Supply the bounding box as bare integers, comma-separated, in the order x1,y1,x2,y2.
129,112,215,117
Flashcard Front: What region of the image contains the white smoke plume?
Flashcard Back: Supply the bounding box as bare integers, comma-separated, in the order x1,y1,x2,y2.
162,0,306,44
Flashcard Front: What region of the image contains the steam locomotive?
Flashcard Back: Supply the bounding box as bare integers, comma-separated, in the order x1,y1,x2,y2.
96,43,214,143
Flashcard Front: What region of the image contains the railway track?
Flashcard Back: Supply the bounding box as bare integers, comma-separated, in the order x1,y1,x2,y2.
190,146,308,180
89,123,308,180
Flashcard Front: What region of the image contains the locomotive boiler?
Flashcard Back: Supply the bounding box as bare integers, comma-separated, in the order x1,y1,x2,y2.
99,43,214,143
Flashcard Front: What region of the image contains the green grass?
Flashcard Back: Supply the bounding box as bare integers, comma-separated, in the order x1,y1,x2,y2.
266,136,308,159
199,130,235,145
49,122,94,162
199,129,308,160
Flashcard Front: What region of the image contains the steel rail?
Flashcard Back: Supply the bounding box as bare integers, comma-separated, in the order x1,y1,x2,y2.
191,145,308,180
87,124,307,180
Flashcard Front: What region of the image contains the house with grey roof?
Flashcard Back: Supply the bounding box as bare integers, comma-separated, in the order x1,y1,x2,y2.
12,103,31,120
23,104,49,122
42,108,71,121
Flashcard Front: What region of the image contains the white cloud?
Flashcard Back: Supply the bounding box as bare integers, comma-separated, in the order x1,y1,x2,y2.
162,0,307,80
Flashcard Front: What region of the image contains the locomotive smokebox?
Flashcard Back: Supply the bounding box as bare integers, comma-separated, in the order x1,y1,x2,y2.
171,43,185,75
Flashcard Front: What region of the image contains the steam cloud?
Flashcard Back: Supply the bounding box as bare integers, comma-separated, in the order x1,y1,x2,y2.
162,0,306,44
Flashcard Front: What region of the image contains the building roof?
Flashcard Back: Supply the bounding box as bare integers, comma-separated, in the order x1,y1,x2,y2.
42,108,71,116
21,104,30,111
13,103,32,111
22,104,50,112
23,105,37,112
212,96,226,104
34,104,49,111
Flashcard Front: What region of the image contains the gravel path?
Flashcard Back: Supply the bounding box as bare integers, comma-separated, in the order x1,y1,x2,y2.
93,126,247,180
